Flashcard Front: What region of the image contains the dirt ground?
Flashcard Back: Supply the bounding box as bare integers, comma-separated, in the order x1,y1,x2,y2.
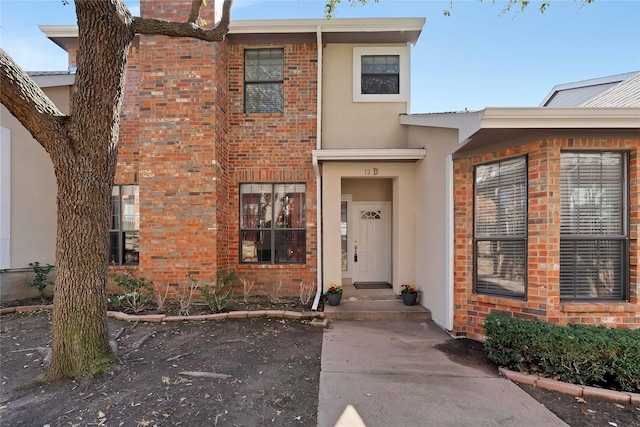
1,307,639,427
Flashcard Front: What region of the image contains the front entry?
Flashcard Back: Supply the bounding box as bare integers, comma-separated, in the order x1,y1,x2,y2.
352,202,391,284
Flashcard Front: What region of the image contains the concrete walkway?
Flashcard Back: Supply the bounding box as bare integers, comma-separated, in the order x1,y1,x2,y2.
317,320,568,427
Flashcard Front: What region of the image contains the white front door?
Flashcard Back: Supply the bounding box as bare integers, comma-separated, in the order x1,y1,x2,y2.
353,202,391,283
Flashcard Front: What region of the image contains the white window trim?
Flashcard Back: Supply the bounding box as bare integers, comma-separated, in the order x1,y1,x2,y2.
353,45,410,103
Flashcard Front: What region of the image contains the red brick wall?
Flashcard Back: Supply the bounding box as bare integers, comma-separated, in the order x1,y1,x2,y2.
134,0,225,287
108,0,318,294
453,137,639,339
226,42,318,294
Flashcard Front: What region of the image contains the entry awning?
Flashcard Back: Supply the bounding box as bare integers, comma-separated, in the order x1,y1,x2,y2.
312,148,426,163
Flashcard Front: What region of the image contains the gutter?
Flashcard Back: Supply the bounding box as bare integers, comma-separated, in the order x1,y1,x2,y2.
311,26,323,311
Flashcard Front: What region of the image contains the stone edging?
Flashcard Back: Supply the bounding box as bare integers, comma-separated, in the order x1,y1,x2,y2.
0,304,325,322
499,367,640,405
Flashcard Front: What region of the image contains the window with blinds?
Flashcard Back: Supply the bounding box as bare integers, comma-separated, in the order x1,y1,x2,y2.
474,157,527,298
244,49,284,114
559,152,627,300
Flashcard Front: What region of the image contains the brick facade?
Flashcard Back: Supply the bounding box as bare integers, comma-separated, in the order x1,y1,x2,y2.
226,42,318,294
453,137,639,339
107,0,317,294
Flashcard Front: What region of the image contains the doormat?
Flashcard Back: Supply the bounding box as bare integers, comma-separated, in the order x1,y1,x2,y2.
353,282,392,290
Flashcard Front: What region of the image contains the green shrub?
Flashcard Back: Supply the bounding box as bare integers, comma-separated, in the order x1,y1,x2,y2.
483,311,640,392
198,269,236,313
109,269,154,313
26,262,54,302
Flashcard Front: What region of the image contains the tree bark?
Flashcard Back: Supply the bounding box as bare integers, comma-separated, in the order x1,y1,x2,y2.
1,0,232,380
44,0,134,380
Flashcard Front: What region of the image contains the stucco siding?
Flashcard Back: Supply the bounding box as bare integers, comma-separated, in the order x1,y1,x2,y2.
409,126,461,329
322,44,408,149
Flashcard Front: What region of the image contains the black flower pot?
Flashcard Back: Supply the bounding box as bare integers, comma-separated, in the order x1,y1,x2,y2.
401,292,418,306
326,293,342,306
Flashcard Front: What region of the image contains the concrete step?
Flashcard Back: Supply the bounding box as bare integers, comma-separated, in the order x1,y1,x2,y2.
323,299,431,321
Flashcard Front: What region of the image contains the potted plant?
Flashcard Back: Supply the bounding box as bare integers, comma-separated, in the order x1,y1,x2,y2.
400,283,418,306
325,283,343,306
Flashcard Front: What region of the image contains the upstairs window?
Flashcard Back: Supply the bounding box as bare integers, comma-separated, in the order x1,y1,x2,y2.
560,152,628,300
244,48,284,113
361,55,399,95
474,157,527,299
353,46,409,103
110,185,139,265
240,183,306,264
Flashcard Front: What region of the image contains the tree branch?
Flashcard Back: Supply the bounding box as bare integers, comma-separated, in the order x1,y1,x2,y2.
0,49,67,153
133,0,231,42
188,0,205,23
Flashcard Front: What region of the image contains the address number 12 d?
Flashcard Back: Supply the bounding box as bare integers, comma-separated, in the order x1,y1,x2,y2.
364,168,379,176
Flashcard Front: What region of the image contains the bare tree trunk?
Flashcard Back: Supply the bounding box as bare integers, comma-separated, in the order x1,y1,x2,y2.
46,150,117,379
43,0,133,380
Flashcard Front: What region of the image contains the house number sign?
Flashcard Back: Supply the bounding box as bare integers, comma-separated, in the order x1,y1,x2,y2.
364,168,379,176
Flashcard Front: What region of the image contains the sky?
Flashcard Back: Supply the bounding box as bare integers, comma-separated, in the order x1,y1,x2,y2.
0,0,639,113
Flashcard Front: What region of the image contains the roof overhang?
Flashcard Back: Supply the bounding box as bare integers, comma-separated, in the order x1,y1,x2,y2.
401,107,640,155
40,17,425,51
29,72,75,88
228,18,424,45
313,148,426,163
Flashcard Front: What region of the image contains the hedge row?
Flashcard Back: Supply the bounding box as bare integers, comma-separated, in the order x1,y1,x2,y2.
483,311,640,392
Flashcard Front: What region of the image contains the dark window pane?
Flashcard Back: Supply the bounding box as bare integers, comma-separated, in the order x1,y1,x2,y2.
245,48,284,113
109,185,140,266
245,83,284,113
109,231,120,265
275,230,305,263
257,230,272,262
361,55,400,95
474,156,527,298
123,231,139,265
110,187,120,230
475,240,526,298
361,75,399,95
240,183,306,264
560,240,623,299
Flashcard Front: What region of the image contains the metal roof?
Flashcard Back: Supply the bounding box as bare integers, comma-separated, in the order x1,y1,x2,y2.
540,71,640,107
582,72,640,107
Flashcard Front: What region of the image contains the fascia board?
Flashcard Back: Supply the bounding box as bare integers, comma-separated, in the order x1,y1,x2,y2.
230,18,425,35
31,74,75,88
312,148,426,162
480,107,640,129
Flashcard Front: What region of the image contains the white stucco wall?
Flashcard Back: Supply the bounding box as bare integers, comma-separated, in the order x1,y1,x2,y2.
0,85,67,300
321,161,417,294
409,126,460,330
322,44,409,149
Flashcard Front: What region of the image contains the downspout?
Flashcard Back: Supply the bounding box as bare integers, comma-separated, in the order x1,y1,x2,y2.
311,25,323,311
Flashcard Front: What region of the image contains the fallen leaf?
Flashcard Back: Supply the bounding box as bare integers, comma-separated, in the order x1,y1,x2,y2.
575,397,586,403
613,403,625,409
98,411,105,418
